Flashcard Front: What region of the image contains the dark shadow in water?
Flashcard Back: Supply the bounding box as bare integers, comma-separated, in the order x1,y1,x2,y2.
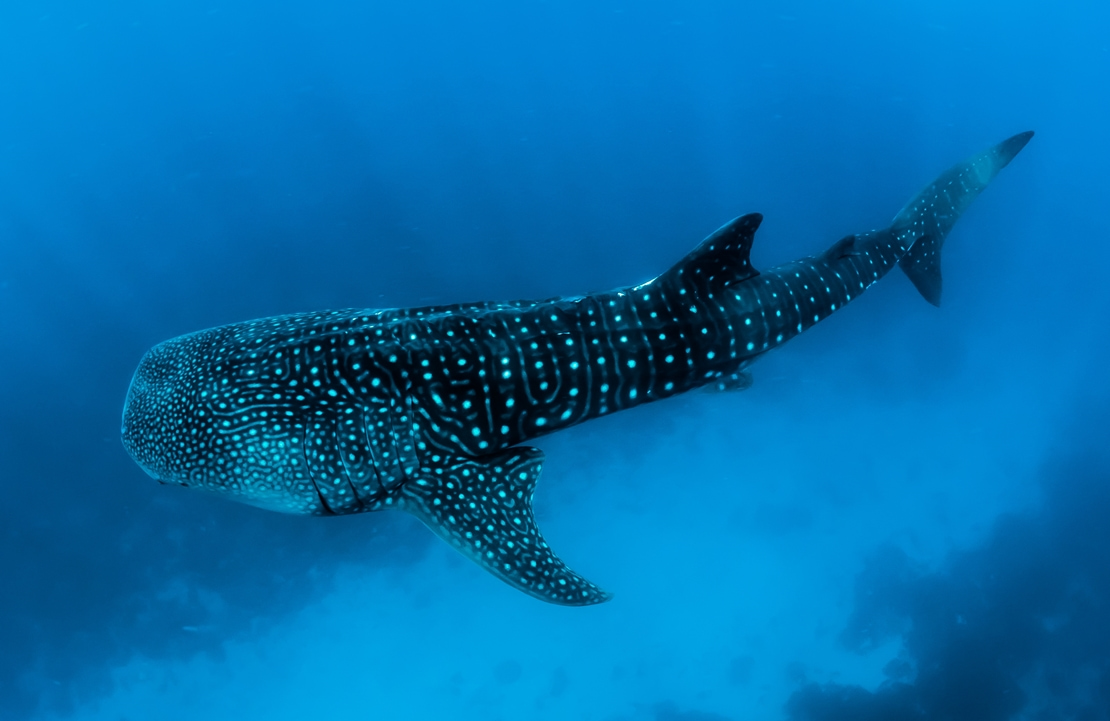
786,397,1110,721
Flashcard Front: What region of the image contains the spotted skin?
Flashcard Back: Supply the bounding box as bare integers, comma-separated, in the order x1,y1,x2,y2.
122,132,1032,605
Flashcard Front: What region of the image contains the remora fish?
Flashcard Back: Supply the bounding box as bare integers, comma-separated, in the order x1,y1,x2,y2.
122,132,1033,605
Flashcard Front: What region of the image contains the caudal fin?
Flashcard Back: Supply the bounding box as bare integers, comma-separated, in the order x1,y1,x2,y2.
892,131,1034,306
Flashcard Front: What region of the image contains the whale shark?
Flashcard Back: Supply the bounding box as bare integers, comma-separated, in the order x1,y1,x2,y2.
122,131,1033,605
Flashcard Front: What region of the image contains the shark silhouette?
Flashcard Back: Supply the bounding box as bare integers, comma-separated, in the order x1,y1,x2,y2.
122,132,1033,605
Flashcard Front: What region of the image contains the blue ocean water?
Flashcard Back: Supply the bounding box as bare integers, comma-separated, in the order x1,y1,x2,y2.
1,1,1108,719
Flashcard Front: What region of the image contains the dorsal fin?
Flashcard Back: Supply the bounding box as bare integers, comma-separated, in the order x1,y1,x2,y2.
667,213,762,289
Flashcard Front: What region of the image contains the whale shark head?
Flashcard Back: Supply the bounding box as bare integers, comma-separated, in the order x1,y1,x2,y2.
122,333,206,486
121,325,345,514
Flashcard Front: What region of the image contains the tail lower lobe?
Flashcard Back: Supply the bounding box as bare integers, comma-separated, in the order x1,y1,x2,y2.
891,131,1033,306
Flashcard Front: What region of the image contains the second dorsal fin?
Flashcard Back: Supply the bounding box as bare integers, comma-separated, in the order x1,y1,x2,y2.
821,234,858,262
667,213,762,289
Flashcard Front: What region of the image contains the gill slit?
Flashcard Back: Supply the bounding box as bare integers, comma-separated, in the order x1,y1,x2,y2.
334,414,365,512
302,422,332,515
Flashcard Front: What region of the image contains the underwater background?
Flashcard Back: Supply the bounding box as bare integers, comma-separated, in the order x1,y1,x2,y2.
1,1,1109,719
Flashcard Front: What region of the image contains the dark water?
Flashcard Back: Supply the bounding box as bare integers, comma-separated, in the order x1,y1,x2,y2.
1,2,1108,719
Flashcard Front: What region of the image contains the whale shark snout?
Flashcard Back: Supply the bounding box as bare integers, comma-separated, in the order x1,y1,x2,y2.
122,332,218,486
122,343,177,482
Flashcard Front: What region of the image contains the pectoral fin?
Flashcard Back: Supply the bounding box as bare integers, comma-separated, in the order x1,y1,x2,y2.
400,447,611,606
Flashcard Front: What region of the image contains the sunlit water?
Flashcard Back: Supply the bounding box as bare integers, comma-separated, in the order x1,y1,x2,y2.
2,2,1109,720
